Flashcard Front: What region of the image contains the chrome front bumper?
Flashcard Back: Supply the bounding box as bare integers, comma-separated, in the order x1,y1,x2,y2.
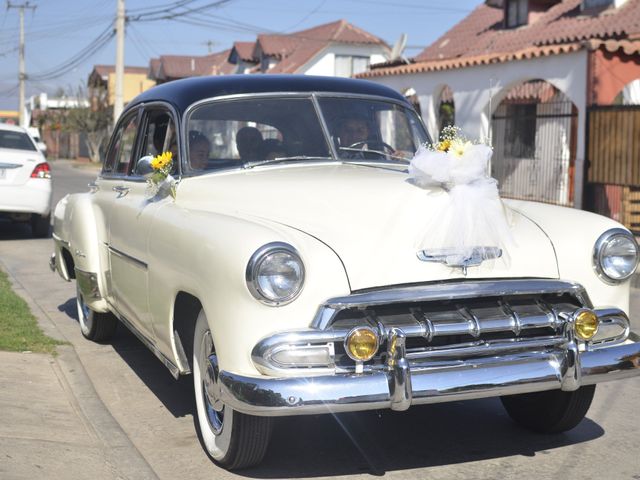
217,331,640,417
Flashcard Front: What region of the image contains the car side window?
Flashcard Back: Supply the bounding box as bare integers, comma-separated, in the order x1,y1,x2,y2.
103,111,139,174
135,108,178,174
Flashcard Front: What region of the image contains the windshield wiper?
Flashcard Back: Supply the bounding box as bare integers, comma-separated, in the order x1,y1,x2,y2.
338,147,410,164
242,156,334,169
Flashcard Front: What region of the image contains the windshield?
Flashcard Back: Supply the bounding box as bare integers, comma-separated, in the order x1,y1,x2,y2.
0,130,37,151
317,97,427,162
185,95,428,173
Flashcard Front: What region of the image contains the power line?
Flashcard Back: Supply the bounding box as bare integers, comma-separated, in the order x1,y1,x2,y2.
28,24,115,81
129,0,233,22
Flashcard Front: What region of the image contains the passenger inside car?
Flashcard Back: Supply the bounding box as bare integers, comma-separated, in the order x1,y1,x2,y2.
236,126,265,161
189,131,211,170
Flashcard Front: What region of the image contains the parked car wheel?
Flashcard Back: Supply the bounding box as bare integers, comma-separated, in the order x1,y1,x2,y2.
501,385,596,433
76,283,118,342
31,213,50,238
192,310,273,470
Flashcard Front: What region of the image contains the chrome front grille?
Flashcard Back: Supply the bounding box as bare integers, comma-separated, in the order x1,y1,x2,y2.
322,281,586,368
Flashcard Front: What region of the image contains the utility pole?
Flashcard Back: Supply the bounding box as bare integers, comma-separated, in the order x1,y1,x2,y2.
114,0,125,126
7,1,36,127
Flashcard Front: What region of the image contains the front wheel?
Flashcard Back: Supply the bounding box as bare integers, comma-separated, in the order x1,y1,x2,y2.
76,283,117,342
501,385,596,433
192,310,273,470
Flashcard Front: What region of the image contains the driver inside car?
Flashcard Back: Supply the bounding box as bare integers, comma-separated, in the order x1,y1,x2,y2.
337,115,370,153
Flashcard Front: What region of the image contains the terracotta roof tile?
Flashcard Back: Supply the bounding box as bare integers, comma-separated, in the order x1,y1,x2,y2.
263,20,388,74
151,49,233,80
358,43,582,77
232,41,257,62
416,0,640,63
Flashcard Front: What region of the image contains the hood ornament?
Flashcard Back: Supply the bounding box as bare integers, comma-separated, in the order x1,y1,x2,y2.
417,246,502,275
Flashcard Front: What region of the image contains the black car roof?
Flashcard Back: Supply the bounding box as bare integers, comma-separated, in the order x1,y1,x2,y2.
126,75,409,115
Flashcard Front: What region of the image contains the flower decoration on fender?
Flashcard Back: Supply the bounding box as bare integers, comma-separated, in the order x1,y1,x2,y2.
408,126,514,270
145,151,176,200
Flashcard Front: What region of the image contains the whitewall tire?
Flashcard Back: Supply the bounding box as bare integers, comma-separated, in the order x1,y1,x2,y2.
192,309,273,469
76,282,117,342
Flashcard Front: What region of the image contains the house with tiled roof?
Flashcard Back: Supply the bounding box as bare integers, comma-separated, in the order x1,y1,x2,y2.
88,65,156,109
148,20,390,82
148,49,235,83
359,0,640,217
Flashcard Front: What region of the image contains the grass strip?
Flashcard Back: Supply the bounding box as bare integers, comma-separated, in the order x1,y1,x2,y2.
0,268,64,354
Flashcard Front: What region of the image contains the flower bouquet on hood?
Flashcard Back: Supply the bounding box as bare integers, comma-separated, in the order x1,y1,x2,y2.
408,126,514,265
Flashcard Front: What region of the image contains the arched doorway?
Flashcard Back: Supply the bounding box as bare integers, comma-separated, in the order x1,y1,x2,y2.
437,85,455,138
491,79,577,206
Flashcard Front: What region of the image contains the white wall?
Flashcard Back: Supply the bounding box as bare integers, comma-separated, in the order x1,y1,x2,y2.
368,50,589,207
303,43,390,77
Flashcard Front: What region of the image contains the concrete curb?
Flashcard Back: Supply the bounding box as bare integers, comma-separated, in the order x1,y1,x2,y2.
0,260,160,480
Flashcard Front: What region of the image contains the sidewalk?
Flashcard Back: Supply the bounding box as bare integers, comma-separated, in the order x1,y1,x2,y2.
0,273,158,479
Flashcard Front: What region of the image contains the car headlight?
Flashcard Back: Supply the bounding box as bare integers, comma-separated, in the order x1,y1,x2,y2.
593,228,639,284
246,242,305,305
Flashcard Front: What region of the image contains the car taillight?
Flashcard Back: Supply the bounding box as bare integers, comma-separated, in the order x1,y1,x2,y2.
31,162,51,179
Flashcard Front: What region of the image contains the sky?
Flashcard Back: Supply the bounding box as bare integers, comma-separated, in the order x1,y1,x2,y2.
0,0,480,110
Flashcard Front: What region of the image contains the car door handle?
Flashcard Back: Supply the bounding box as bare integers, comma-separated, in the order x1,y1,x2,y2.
112,185,130,198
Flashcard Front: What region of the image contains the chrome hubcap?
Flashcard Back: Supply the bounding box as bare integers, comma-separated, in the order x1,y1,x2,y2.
200,331,224,434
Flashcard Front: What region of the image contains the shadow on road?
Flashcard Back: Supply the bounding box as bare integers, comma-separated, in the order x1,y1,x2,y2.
0,220,45,241
59,296,196,419
57,297,605,478
245,404,604,478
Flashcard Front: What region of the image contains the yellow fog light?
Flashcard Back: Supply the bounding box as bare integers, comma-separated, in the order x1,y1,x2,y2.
574,309,599,341
344,327,379,362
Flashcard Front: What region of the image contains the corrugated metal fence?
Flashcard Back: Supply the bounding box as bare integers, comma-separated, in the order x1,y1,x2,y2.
586,105,640,234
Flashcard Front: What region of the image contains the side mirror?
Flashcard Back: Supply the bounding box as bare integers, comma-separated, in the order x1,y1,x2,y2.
135,155,155,177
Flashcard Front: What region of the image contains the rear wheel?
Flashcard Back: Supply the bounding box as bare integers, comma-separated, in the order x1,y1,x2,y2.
31,213,50,238
192,310,273,470
76,283,117,342
501,385,596,433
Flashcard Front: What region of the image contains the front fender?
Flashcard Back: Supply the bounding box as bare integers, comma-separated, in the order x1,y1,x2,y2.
147,206,351,376
509,200,631,313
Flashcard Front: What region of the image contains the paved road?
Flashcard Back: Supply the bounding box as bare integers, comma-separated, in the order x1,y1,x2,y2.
1,159,639,479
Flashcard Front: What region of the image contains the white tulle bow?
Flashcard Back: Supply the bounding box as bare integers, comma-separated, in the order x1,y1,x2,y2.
408,142,514,262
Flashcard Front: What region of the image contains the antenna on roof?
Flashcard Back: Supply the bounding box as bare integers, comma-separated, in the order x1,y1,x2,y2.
202,40,216,53
390,33,408,62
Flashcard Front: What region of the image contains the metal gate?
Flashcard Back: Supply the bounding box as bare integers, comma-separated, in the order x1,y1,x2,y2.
491,100,577,206
585,105,640,234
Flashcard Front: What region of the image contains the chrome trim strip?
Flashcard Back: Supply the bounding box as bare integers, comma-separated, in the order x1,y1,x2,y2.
221,337,640,417
108,245,148,270
52,232,70,248
108,305,180,379
75,268,101,300
312,279,592,329
0,162,22,169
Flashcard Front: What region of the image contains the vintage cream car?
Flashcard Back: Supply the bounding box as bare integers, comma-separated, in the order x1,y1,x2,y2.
50,76,640,470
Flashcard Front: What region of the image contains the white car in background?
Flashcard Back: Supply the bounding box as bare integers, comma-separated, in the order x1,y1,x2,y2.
27,126,48,157
0,123,52,237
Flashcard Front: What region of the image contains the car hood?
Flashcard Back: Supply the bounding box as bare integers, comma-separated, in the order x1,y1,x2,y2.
182,163,559,290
